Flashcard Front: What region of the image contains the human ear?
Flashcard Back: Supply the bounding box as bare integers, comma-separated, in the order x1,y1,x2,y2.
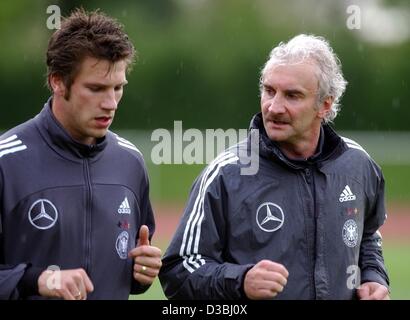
318,96,333,119
49,74,67,97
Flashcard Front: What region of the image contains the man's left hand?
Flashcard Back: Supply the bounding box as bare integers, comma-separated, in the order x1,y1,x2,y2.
128,225,162,286
357,282,390,300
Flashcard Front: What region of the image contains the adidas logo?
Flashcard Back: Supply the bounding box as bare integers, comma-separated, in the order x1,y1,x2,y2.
118,197,131,214
339,185,356,202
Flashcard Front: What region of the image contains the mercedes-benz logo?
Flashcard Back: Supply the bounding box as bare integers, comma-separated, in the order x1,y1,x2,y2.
28,199,58,230
256,202,284,232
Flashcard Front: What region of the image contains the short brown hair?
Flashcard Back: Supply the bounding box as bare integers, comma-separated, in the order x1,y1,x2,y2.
46,8,135,94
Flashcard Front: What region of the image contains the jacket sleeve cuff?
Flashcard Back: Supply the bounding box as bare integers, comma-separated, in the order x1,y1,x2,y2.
17,265,44,298
131,281,151,295
225,263,254,300
361,268,389,289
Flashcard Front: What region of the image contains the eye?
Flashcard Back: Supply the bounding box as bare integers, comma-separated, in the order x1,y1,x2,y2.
286,92,301,100
88,86,102,92
263,86,275,96
114,85,123,91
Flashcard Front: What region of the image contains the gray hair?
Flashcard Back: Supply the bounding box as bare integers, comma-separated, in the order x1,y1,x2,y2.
260,34,347,123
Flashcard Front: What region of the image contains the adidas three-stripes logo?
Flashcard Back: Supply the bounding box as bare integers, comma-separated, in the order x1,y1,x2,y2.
0,134,27,158
339,185,356,202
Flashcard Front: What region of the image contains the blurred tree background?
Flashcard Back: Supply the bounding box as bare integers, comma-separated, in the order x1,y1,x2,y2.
0,0,409,131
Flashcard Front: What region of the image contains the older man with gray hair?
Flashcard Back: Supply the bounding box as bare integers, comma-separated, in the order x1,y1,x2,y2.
159,34,389,300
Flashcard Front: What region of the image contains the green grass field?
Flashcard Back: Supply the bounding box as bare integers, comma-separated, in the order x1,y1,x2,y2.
147,163,205,202
382,164,410,204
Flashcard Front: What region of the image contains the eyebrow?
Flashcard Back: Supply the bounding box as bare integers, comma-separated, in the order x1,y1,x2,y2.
284,89,305,95
262,84,306,94
262,84,274,91
86,80,128,88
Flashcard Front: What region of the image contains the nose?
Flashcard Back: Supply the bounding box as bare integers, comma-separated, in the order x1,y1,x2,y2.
101,89,118,110
265,94,286,114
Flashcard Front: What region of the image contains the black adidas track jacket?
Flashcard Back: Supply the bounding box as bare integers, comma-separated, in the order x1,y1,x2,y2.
0,99,155,299
159,113,389,300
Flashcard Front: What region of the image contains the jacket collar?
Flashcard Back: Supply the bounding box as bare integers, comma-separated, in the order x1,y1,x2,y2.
249,112,344,169
34,97,108,160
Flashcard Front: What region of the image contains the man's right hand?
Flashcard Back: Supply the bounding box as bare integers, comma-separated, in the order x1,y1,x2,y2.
243,260,289,300
38,268,94,300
